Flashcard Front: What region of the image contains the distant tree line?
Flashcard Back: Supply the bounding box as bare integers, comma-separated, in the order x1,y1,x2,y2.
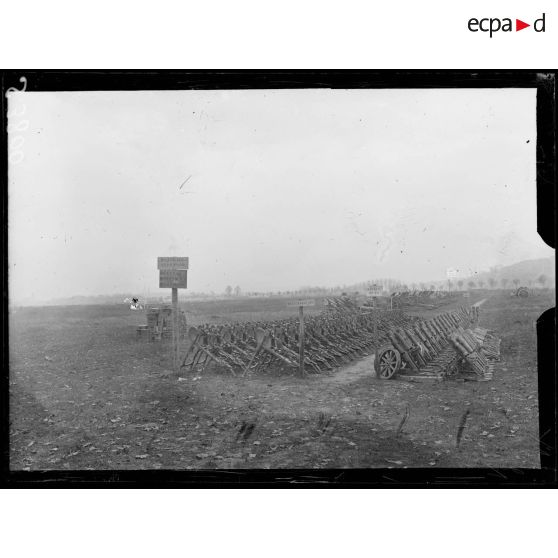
187,272,551,301
453,274,548,290
189,273,551,301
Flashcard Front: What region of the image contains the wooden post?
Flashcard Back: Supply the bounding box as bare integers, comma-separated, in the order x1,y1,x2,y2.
158,257,188,374
374,296,379,363
172,287,178,373
298,304,305,377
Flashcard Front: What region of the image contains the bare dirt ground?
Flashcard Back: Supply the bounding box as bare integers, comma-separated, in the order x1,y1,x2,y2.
9,290,553,470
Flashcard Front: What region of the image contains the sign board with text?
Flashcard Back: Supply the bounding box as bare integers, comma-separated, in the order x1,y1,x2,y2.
367,284,384,297
159,269,188,289
446,267,458,279
157,257,190,271
287,299,316,307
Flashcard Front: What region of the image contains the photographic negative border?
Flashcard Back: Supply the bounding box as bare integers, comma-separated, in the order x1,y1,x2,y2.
1,70,555,487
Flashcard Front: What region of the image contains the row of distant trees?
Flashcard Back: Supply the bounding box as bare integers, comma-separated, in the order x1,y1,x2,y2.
224,278,407,297
224,285,242,297
450,274,548,290
221,274,550,298
224,285,333,297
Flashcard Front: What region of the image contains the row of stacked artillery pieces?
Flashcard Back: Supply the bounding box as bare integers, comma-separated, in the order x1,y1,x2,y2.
375,305,500,381
324,290,461,314
180,300,500,380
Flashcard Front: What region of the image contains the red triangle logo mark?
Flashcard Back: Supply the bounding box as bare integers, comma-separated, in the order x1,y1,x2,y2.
516,19,530,31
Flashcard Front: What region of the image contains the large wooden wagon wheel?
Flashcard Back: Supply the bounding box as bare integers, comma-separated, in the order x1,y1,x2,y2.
375,345,402,379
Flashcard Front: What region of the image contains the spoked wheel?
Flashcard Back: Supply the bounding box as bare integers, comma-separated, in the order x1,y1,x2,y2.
375,346,401,379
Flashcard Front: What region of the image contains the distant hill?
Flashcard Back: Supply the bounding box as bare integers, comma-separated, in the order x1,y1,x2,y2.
460,257,554,288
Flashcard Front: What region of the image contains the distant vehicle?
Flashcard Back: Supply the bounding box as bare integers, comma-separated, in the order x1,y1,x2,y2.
512,287,529,298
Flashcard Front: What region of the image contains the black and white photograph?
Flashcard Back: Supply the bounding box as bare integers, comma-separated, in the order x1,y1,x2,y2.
4,72,556,483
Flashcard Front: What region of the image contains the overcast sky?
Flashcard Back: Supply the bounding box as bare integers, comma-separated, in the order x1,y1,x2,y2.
8,88,553,302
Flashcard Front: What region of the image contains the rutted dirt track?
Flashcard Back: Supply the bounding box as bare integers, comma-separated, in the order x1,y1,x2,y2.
9,291,552,470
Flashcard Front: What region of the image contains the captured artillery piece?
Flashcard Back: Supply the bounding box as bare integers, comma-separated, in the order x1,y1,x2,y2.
373,305,499,381
137,305,187,341
512,286,529,298
389,290,460,310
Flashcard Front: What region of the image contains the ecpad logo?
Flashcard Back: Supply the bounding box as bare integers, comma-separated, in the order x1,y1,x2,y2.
468,13,546,37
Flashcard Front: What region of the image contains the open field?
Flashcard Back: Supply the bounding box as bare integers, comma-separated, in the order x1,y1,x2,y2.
9,290,554,470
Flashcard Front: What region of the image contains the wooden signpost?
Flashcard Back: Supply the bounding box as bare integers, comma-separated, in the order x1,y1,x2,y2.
368,284,383,297
158,257,189,373
463,290,471,311
367,284,384,372
287,299,315,376
446,267,458,292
